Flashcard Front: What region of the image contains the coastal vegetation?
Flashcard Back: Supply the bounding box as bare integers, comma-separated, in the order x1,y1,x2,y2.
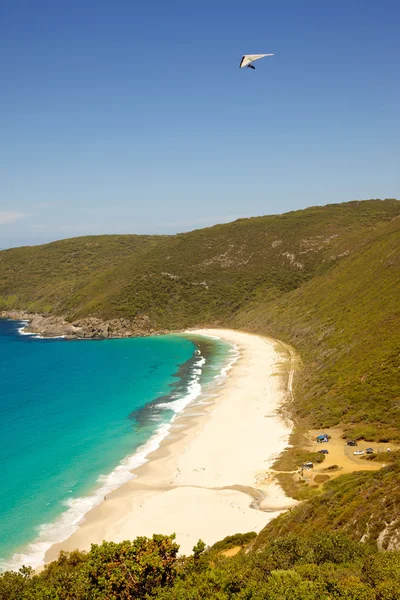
234,211,400,442
2,531,400,599
255,461,400,551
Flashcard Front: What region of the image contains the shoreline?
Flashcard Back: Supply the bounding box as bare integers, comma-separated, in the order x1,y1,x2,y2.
42,328,297,563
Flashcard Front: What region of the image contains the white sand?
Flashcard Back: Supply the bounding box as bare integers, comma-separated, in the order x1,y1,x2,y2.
45,329,297,562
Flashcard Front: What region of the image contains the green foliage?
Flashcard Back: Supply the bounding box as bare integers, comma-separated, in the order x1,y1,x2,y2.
274,447,325,471
262,570,325,600
0,568,30,600
233,210,400,440
1,532,400,599
275,472,321,501
0,234,163,315
192,539,206,560
155,533,397,599
255,461,400,551
26,550,89,599
85,535,179,598
314,474,330,484
362,552,400,587
209,532,257,554
0,536,179,599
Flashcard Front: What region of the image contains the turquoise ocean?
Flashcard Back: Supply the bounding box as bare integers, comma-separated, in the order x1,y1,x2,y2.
0,319,236,571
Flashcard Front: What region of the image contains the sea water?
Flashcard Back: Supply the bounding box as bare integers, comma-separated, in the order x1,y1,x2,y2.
0,319,236,571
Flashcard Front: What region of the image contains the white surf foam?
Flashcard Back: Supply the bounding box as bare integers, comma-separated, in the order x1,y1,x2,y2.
213,343,240,385
156,355,205,414
16,320,65,339
17,321,35,336
186,332,240,388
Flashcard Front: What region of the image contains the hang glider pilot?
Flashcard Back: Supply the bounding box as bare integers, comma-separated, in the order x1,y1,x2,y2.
239,53,274,70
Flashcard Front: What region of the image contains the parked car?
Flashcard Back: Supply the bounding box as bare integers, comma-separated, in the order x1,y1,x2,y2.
318,449,329,454
365,448,374,454
347,440,358,446
353,450,365,456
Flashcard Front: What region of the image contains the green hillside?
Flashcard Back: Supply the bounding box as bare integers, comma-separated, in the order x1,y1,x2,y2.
1,199,398,327
233,214,400,440
1,198,400,597
1,199,399,440
0,234,164,313
255,461,400,552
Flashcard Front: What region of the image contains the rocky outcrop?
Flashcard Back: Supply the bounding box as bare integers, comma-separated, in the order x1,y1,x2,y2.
0,311,168,339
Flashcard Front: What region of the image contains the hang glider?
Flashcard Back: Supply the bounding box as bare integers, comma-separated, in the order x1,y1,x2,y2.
239,54,274,70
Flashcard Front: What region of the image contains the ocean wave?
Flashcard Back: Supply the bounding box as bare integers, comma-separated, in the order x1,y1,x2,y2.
213,343,240,385
17,321,36,336
0,347,208,572
18,329,65,340
155,355,205,415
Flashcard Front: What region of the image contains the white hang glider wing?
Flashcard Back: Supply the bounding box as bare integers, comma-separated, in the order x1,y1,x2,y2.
239,54,274,69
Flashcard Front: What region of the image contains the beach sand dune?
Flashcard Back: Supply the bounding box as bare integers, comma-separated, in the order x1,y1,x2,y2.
45,329,297,561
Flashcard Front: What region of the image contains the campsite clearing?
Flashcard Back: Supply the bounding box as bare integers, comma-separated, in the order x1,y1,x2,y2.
301,428,398,486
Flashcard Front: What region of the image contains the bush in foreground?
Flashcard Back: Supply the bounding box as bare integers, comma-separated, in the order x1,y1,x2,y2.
2,532,400,599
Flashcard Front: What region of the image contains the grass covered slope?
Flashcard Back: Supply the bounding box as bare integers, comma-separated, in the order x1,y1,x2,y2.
0,234,165,314
255,461,400,552
83,199,399,326
1,199,398,326
234,215,400,440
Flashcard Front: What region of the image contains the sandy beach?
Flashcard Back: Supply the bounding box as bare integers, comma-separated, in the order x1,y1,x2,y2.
45,329,297,562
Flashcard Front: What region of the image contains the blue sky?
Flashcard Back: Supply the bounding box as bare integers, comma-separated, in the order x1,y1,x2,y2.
1,0,399,248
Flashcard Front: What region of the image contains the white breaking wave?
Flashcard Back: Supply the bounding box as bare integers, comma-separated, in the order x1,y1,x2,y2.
1,350,208,572
156,356,205,414
17,321,36,336
213,343,240,385
16,320,65,339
